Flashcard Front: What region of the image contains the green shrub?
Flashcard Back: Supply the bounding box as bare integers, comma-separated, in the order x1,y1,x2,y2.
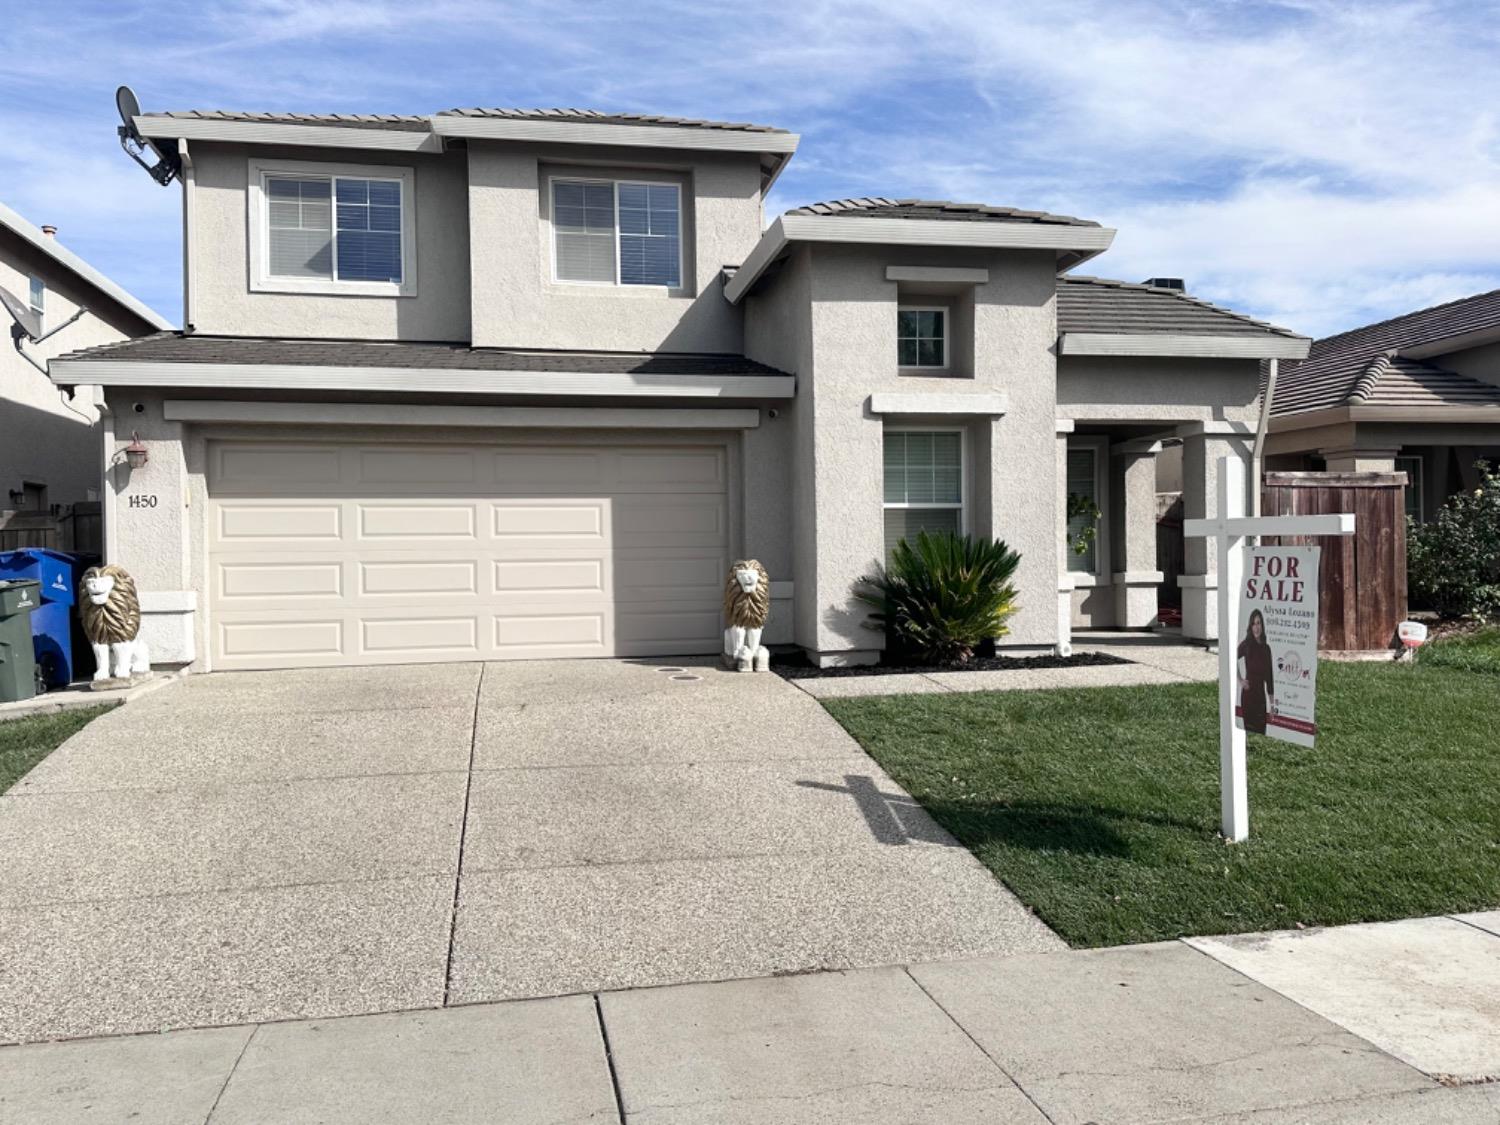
1407,462,1500,621
856,531,1021,665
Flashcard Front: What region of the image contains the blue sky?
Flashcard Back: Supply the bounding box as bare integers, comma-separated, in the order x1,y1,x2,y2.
2,0,1497,338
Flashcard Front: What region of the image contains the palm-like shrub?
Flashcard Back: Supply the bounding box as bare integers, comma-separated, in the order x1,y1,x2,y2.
856,531,1022,665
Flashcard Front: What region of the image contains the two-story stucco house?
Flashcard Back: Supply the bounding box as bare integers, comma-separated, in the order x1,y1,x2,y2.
48,105,1308,671
1,202,168,517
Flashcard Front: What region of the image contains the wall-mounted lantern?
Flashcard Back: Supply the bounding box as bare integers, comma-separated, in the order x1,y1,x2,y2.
123,433,149,470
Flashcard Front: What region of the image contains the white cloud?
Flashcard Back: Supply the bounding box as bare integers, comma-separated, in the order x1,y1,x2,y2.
0,0,1495,335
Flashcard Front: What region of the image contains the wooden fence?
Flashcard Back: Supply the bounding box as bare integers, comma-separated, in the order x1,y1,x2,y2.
0,503,103,557
1262,472,1407,653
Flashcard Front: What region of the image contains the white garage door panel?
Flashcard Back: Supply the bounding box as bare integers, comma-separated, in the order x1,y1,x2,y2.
207,440,729,670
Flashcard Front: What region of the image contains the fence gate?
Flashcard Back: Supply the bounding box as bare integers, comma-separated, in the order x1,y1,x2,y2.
1262,471,1407,653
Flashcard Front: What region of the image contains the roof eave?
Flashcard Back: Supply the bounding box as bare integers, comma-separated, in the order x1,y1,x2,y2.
1271,403,1500,430
48,357,796,400
724,215,1116,304
428,114,799,156
1059,333,1310,360
1399,324,1500,360
136,115,445,153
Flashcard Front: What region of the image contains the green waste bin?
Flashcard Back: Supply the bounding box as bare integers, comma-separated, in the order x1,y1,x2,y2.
0,579,41,703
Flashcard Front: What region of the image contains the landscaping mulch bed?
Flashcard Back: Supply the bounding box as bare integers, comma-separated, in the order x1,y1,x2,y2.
771,649,1132,680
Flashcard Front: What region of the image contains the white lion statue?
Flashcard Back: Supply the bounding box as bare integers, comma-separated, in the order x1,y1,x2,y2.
78,565,151,684
723,559,771,672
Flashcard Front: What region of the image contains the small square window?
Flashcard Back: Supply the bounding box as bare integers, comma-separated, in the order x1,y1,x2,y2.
552,178,681,288
898,307,946,368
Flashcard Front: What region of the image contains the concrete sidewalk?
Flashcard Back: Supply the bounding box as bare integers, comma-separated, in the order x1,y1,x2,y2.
5,917,1499,1124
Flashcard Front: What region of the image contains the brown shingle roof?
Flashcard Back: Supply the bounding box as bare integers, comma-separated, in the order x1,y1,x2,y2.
788,197,1099,227
437,108,788,134
1272,288,1500,415
1057,276,1305,340
150,110,432,131
55,334,789,377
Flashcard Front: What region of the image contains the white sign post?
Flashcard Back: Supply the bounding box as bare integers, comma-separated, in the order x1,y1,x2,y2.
1183,457,1356,842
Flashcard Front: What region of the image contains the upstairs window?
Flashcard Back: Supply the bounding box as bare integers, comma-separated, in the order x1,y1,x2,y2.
251,160,414,296
552,178,682,288
883,429,964,559
27,277,44,331
898,307,947,368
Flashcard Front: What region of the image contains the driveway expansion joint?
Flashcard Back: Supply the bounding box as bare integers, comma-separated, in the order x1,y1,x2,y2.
442,662,485,1008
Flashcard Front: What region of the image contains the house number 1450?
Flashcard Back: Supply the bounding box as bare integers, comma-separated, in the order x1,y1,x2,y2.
128,495,158,509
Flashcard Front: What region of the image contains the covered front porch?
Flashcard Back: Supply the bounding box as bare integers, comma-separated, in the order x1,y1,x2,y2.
1056,418,1250,646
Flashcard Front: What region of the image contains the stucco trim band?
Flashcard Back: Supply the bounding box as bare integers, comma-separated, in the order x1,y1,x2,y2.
724,216,1116,303
884,266,990,284
161,400,762,430
51,361,796,399
1177,574,1219,589
867,393,1008,416
139,590,198,613
1060,332,1310,360
1111,571,1166,585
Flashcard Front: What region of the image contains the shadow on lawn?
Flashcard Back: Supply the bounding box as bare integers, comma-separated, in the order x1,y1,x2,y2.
917,799,1210,858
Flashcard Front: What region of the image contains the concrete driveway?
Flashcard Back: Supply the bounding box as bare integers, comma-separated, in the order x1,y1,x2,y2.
0,659,1058,1043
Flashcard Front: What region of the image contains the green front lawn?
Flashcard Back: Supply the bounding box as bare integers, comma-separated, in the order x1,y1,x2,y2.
1421,625,1500,675
824,660,1500,947
0,706,114,794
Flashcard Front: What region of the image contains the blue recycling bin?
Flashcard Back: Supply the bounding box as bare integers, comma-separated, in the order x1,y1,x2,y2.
0,548,80,689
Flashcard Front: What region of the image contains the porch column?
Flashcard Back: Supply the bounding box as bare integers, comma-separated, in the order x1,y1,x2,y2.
1178,423,1252,642
1111,439,1165,628
1319,446,1397,473
1055,421,1075,655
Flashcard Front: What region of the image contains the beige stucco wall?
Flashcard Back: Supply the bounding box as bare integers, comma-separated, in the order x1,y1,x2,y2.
99,388,791,668
188,142,472,341
467,141,762,353
746,243,1061,658
0,229,157,508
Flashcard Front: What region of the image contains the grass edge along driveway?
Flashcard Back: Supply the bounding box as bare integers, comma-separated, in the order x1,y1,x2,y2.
823,657,1500,947
0,705,115,794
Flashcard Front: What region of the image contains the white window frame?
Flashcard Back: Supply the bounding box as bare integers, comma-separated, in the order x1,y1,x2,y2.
882,426,968,556
27,276,44,332
547,174,685,291
897,304,949,370
1395,454,1424,524
1066,435,1110,584
248,158,417,298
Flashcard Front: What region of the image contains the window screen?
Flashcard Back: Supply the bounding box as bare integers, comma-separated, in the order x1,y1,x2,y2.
618,183,681,287
883,430,963,558
1066,446,1099,574
553,180,618,284
335,178,403,283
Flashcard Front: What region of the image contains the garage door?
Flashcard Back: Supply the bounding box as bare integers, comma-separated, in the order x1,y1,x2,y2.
207,440,729,670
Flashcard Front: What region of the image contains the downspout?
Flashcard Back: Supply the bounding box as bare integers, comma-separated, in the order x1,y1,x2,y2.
1250,357,1278,522
178,138,195,332
97,394,118,564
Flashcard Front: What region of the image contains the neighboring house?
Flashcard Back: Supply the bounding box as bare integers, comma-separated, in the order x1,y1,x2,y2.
1267,290,1500,524
0,203,169,516
48,105,1306,671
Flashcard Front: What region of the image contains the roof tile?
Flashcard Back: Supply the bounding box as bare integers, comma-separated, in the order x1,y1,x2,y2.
787,197,1100,227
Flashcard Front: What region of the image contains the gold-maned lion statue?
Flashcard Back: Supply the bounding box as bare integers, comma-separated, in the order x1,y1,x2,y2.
722,559,771,672
78,565,151,683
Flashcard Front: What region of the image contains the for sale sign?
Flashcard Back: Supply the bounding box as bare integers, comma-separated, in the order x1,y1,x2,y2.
1236,545,1321,747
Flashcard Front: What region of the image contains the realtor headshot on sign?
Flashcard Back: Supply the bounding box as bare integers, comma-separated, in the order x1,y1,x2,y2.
1236,607,1274,735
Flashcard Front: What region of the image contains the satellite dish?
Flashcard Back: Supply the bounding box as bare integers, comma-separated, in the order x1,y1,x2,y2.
115,85,178,186
0,284,42,343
